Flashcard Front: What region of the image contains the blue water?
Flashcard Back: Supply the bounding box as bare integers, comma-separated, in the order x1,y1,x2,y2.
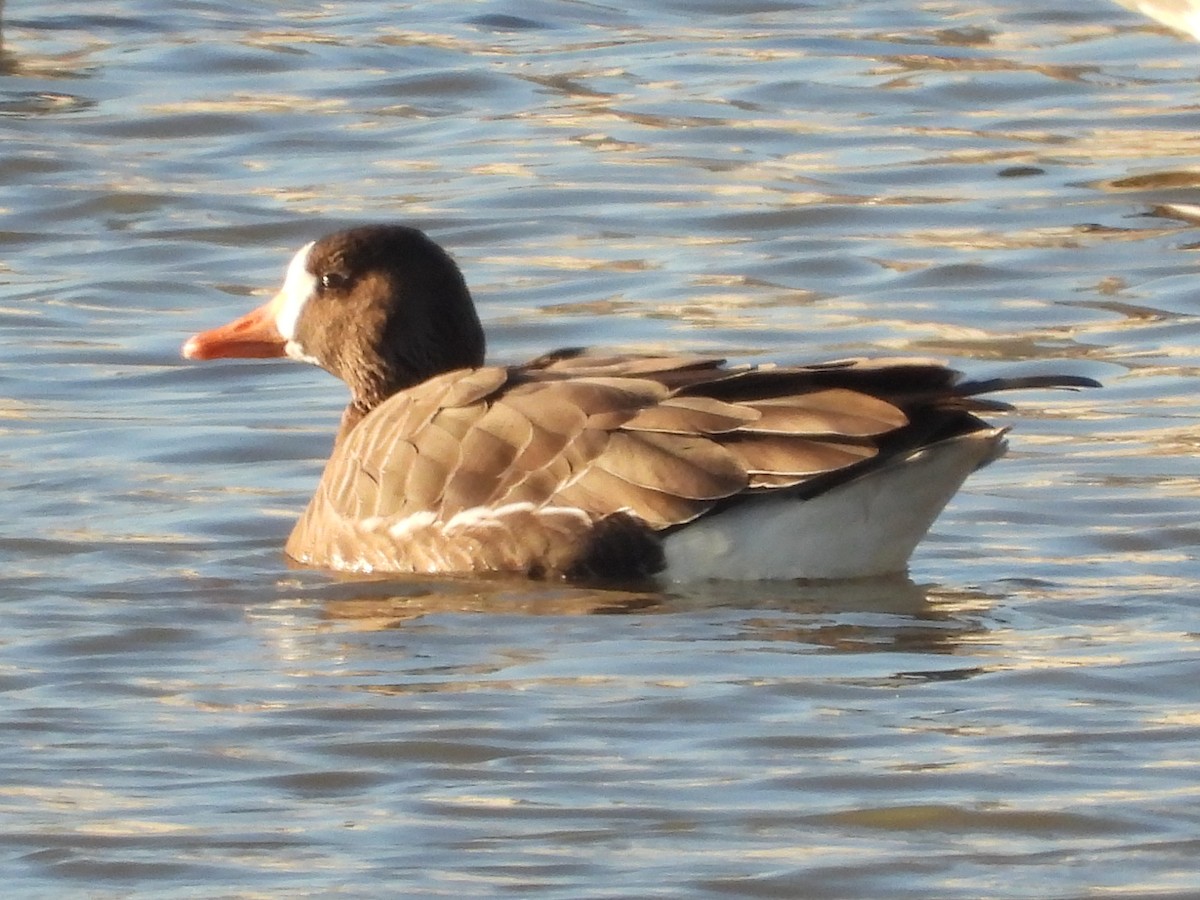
1,2,1197,897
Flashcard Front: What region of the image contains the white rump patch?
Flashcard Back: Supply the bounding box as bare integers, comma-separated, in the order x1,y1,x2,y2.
661,430,1006,582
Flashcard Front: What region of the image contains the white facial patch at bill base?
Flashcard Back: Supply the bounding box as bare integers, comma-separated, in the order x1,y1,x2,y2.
273,240,320,364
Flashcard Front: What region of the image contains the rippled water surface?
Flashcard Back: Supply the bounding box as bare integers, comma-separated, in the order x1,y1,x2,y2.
2,1,1198,896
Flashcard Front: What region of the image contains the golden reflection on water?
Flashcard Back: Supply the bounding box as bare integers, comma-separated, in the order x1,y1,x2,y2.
873,54,1098,84
147,96,349,116
321,584,666,628
307,573,967,639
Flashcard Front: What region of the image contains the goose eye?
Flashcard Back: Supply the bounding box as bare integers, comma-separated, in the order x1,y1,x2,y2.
319,271,349,292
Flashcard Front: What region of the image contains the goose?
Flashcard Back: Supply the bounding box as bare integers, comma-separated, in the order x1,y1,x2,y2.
182,224,1097,581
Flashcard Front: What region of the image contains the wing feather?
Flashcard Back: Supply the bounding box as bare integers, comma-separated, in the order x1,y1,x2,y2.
620,395,760,434
439,403,535,514
739,389,908,436
556,469,710,528
401,419,462,512
593,431,746,501
724,435,876,478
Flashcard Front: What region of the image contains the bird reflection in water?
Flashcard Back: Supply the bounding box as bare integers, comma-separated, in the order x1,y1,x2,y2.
307,573,993,666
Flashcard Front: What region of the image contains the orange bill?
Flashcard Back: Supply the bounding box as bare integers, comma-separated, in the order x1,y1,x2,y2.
182,294,288,361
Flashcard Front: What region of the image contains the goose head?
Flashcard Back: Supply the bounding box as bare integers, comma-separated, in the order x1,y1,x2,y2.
182,225,487,419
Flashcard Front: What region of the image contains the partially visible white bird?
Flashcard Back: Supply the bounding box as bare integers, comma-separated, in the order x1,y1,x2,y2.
1112,0,1200,41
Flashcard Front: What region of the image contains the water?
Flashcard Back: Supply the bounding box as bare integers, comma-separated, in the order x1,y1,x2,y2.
1,1,1197,896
